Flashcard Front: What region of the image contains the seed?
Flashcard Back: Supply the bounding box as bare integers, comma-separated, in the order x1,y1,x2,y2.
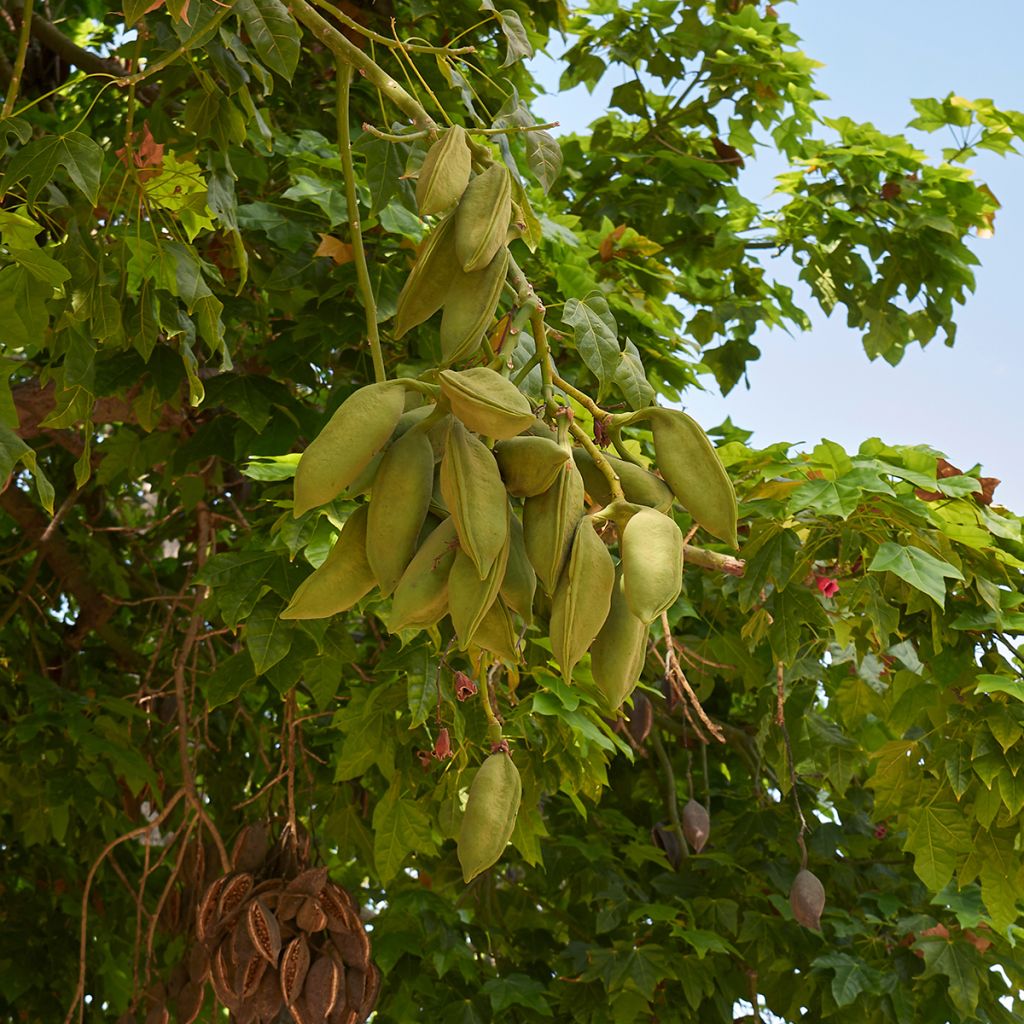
790,868,826,930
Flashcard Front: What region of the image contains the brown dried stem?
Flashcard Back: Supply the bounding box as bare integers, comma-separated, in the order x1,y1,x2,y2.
660,612,724,743
775,660,809,865
650,728,688,861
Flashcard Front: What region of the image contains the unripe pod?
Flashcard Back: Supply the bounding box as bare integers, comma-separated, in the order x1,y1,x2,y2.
439,367,535,440
440,419,510,579
455,163,513,272
682,800,710,853
790,868,826,930
572,447,674,512
416,124,472,215
550,516,614,684
620,507,684,623
366,428,435,596
440,246,509,365
472,598,519,661
523,457,585,594
589,567,648,711
293,382,406,517
281,505,376,619
457,752,522,882
448,518,510,651
387,517,458,632
394,214,458,339
495,435,570,497
500,514,537,624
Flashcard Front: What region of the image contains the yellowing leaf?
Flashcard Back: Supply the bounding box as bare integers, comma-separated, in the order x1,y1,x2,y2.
313,233,354,265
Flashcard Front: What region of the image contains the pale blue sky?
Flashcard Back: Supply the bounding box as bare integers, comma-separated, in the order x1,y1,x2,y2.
530,1,1023,510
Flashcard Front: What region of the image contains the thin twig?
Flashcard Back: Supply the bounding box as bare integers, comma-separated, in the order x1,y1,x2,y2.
569,421,624,501
2,0,34,117
775,660,809,865
337,62,385,383
683,544,745,577
661,612,724,742
63,790,187,1024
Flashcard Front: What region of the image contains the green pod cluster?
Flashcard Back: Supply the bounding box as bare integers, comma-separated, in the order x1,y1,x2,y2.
387,517,458,632
281,505,376,619
293,382,406,517
415,125,472,215
472,599,519,661
495,436,569,497
457,752,522,883
620,507,684,623
439,420,510,579
440,246,509,365
589,567,648,711
439,367,535,440
454,163,512,272
523,457,585,594
572,448,674,512
550,516,615,683
366,428,435,596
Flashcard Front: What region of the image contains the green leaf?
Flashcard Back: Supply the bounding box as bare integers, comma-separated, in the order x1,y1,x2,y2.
975,674,1024,702
867,542,964,608
494,9,534,67
562,292,619,394
613,338,654,410
196,549,291,627
202,651,256,709
525,129,562,193
372,779,436,882
2,131,103,204
919,938,980,1017
0,424,54,512
903,803,971,891
0,264,50,348
236,0,301,80
245,596,293,674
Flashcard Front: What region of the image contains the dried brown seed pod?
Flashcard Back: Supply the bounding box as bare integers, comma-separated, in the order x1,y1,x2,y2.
624,692,653,746
359,963,382,1021
248,964,283,1022
296,896,328,933
344,968,367,1015
246,898,282,965
210,939,239,1011
165,962,188,1001
175,981,203,1024
231,915,257,963
196,876,230,945
682,800,711,854
278,892,305,922
650,824,683,871
329,922,371,970
144,1005,168,1024
790,868,826,930
217,872,254,923
186,944,210,985
304,954,342,1020
230,822,270,873
318,883,359,932
240,953,268,999
287,866,329,897
280,935,311,1006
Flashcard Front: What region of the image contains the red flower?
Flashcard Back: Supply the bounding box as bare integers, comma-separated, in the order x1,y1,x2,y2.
433,727,452,760
455,672,478,701
815,576,839,599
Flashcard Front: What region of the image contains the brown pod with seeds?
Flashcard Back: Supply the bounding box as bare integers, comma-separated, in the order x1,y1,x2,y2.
217,872,254,923
196,875,230,945
304,954,342,1020
297,895,328,933
682,800,710,853
280,935,311,1006
790,868,826,930
246,898,282,965
144,1005,169,1024
288,866,330,897
231,822,270,873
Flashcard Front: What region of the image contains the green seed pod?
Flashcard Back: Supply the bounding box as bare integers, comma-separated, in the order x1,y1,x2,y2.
500,515,536,624
387,517,458,632
620,507,684,623
682,800,710,853
281,505,376,619
572,447,674,512
448,519,510,650
455,163,513,272
457,752,522,883
638,407,738,547
366,429,435,596
495,436,570,497
523,457,585,594
439,367,535,440
440,246,509,366
440,420,510,579
472,599,519,661
294,382,406,517
550,516,615,683
790,869,826,930
589,567,648,711
393,214,458,340
416,125,472,215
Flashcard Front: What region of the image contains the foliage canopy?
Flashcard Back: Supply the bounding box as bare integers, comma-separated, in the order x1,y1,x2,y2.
2,1,1024,1022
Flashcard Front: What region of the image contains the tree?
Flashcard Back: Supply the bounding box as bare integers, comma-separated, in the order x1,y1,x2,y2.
2,1,1024,1021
